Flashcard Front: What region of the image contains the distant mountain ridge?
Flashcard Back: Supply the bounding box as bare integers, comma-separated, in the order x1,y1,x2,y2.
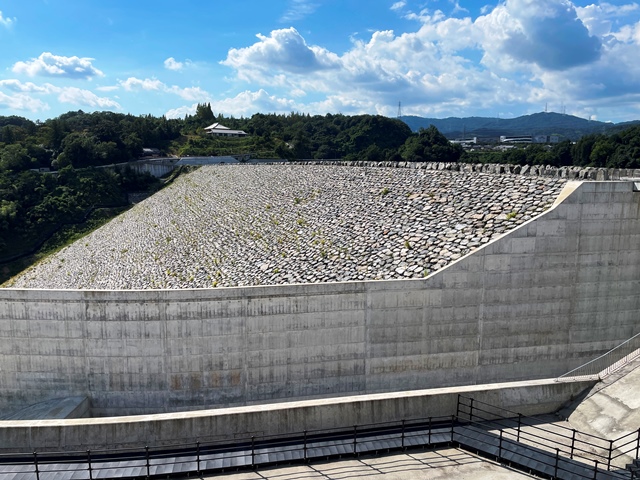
400,112,639,141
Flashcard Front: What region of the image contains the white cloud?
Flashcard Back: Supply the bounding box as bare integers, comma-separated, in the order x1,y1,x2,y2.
281,0,319,22
165,104,197,119
166,85,210,101
166,90,299,119
614,21,640,44
116,77,211,102
120,77,164,91
164,57,188,71
0,79,121,111
221,28,340,79
0,79,57,94
449,0,469,15
391,1,406,11
12,52,104,79
0,10,16,28
0,92,48,112
475,0,601,71
95,85,120,92
576,3,640,37
211,89,298,115
56,87,121,109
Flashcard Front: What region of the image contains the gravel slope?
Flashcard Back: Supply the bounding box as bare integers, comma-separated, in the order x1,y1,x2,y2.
6,164,566,289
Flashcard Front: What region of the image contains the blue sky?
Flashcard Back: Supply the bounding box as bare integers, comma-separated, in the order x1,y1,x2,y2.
1,0,640,122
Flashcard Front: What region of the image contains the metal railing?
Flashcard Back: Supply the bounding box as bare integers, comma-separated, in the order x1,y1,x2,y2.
2,395,638,479
0,415,455,480
559,332,640,380
457,395,639,478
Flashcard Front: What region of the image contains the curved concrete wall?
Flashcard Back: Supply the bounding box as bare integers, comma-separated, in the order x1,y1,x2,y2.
0,181,638,417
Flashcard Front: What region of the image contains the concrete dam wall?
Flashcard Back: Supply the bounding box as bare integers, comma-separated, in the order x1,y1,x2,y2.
0,181,638,417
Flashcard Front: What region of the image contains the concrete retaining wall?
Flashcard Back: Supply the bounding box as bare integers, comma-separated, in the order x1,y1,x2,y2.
0,378,594,452
0,181,638,417
98,158,178,178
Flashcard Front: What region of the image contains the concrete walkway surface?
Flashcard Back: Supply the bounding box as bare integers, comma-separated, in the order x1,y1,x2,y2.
202,448,537,479
565,361,640,441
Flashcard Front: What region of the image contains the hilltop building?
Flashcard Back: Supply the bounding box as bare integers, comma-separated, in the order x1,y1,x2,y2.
204,122,248,137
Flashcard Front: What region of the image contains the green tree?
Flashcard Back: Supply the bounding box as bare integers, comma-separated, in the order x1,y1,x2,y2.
551,140,573,166
589,139,616,167
0,144,32,171
400,125,463,162
572,134,600,166
195,103,215,124
56,132,99,168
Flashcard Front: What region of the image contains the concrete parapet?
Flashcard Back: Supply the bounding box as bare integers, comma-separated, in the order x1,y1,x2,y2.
0,378,594,452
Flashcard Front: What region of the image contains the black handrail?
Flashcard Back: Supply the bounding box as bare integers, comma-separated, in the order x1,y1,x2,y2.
0,415,455,479
457,394,640,473
454,423,629,480
3,398,637,480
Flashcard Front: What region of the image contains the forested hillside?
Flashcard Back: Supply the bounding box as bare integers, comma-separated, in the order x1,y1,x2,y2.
401,112,640,140
1,104,639,280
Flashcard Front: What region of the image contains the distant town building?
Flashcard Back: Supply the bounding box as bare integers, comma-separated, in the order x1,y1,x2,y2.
533,135,561,144
204,123,248,137
451,137,477,145
500,135,533,144
500,135,561,144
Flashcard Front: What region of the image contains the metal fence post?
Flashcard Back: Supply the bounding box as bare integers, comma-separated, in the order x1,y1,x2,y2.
555,448,560,478
469,398,474,422
251,436,256,469
607,439,613,471
571,429,576,459
196,441,201,476
87,450,93,480
498,430,503,461
456,394,461,419
303,430,308,462
33,451,40,480
401,420,405,450
353,425,358,456
636,428,640,459
428,416,432,445
145,446,150,480
450,415,455,444
593,460,599,479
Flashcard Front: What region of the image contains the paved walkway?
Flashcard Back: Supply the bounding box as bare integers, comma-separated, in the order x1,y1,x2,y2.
203,448,537,479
